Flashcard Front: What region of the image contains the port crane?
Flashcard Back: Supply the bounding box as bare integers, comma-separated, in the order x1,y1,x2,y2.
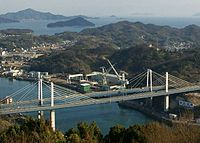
103,57,129,87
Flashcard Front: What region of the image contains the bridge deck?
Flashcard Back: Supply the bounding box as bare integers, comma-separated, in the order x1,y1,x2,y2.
1,85,200,115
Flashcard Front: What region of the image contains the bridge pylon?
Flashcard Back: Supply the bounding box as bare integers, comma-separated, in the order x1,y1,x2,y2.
147,69,153,107
38,72,44,119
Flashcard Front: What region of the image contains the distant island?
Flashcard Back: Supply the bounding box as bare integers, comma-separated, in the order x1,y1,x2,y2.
0,29,33,35
0,17,19,24
66,15,99,20
0,9,98,21
0,8,67,20
47,17,95,28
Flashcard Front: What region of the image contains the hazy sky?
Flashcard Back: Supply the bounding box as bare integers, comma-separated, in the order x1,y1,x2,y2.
0,0,200,17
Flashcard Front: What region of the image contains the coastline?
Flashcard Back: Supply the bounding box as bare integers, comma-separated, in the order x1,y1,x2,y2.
118,100,173,125
118,100,200,127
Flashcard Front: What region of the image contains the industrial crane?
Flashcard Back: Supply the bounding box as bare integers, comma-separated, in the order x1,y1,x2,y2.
103,57,129,87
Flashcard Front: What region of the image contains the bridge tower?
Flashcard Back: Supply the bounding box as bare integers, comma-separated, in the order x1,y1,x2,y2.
147,69,153,106
146,69,153,91
50,82,56,131
38,72,44,119
150,69,153,92
147,69,149,88
164,72,169,112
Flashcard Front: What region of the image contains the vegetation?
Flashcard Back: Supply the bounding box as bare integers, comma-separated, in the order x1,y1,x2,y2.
30,46,116,74
1,21,200,81
0,34,35,50
28,21,200,81
0,31,60,50
65,122,103,143
81,21,200,49
109,45,200,81
0,118,200,143
0,117,65,143
30,44,200,82
54,21,200,50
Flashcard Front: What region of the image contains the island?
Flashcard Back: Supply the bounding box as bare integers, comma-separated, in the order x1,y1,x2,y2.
47,17,95,28
0,8,67,20
0,28,33,35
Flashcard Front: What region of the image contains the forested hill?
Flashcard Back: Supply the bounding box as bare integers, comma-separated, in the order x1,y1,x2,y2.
81,21,200,49
1,20,200,81
30,45,200,82
109,45,200,81
30,21,200,81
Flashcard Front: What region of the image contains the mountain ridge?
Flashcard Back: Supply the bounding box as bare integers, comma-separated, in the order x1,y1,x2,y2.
80,21,200,49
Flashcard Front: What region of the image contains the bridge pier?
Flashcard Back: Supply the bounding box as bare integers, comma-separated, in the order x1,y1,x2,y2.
50,110,55,132
50,82,55,131
164,96,169,112
164,72,169,112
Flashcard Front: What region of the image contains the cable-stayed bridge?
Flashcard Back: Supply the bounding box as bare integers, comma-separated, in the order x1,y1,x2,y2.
0,70,200,131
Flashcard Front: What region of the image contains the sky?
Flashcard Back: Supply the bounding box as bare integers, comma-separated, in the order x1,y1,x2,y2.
0,0,200,17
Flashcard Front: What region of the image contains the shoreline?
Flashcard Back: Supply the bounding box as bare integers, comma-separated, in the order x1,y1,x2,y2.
0,75,37,82
118,100,173,125
118,100,200,126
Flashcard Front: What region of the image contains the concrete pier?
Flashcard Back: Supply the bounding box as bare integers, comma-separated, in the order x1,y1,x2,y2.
50,82,55,131
50,110,55,132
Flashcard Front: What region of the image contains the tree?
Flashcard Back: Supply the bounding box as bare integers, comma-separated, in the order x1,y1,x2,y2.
65,122,103,143
105,124,125,143
0,117,65,143
124,125,146,143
